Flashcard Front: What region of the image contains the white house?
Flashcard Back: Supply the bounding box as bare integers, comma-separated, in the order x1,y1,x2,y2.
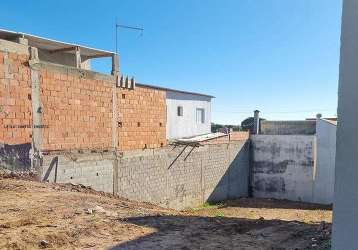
137,83,214,139
165,89,214,139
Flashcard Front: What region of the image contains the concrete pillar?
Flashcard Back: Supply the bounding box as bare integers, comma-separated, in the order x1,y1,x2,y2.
253,110,260,134
130,77,136,89
111,54,119,195
111,54,120,76
332,1,358,249
16,36,28,46
75,47,81,69
29,47,43,179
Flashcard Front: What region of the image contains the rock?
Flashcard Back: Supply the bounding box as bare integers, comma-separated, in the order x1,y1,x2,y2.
105,210,118,217
39,240,49,248
85,209,93,214
257,233,266,240
93,205,106,213
318,221,326,231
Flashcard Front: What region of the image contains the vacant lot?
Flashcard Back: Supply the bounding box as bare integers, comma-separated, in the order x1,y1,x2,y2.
0,176,331,249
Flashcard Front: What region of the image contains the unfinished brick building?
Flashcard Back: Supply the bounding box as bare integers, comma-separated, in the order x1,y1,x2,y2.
0,29,251,209
0,29,215,169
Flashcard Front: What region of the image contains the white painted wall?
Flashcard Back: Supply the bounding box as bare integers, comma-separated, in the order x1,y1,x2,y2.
166,90,212,139
251,135,315,203
332,1,358,248
313,119,336,204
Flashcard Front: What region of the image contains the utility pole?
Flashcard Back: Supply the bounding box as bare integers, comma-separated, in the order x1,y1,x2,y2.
112,20,143,195
115,21,144,55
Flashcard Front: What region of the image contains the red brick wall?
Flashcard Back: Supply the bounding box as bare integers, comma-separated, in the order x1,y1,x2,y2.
1,48,168,152
0,51,32,145
117,86,167,151
40,69,113,151
202,132,249,145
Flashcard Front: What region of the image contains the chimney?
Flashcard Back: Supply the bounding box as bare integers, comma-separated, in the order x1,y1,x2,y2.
253,110,260,134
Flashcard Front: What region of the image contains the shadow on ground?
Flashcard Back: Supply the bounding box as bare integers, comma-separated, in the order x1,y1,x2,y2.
110,215,331,249
218,198,333,211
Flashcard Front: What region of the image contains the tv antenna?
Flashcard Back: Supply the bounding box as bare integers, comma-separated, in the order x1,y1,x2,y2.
115,20,144,55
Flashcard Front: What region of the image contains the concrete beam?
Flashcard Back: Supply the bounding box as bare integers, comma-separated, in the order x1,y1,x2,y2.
0,39,29,55
49,46,77,54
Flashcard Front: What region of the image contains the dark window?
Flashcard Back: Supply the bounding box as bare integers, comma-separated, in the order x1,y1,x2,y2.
177,106,183,116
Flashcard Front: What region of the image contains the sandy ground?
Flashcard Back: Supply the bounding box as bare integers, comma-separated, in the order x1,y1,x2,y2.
0,176,332,249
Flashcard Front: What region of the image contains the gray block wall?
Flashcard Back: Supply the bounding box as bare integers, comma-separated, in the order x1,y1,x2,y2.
41,152,114,193
40,141,249,210
117,141,250,209
0,143,31,171
251,135,315,203
260,120,316,135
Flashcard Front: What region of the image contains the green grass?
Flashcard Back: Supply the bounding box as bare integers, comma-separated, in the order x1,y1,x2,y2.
213,211,225,217
201,202,215,208
185,201,225,212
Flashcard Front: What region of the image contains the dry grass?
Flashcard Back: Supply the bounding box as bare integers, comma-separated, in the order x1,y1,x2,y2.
0,178,331,249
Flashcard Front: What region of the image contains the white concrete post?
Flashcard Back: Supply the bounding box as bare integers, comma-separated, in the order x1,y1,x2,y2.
75,47,81,69
111,54,119,195
29,47,43,179
332,1,358,249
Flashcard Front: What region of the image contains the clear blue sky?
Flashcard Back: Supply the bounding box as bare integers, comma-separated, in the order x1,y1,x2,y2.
2,0,342,124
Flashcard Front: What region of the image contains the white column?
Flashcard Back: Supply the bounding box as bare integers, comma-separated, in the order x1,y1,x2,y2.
332,1,358,249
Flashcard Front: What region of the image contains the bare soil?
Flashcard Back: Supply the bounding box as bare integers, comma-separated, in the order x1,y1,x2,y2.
0,177,332,249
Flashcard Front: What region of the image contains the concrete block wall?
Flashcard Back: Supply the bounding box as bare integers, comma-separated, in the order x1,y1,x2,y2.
260,120,316,135
41,152,114,193
116,141,249,209
251,135,315,203
38,141,249,209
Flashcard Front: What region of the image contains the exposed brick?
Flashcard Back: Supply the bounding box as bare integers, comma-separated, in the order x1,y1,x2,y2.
0,51,32,145
1,50,167,152
39,69,113,151
117,86,167,151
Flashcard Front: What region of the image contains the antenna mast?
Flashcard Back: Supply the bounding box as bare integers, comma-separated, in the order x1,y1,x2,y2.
115,20,144,55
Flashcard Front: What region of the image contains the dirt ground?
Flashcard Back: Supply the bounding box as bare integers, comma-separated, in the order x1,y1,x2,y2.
0,176,332,249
